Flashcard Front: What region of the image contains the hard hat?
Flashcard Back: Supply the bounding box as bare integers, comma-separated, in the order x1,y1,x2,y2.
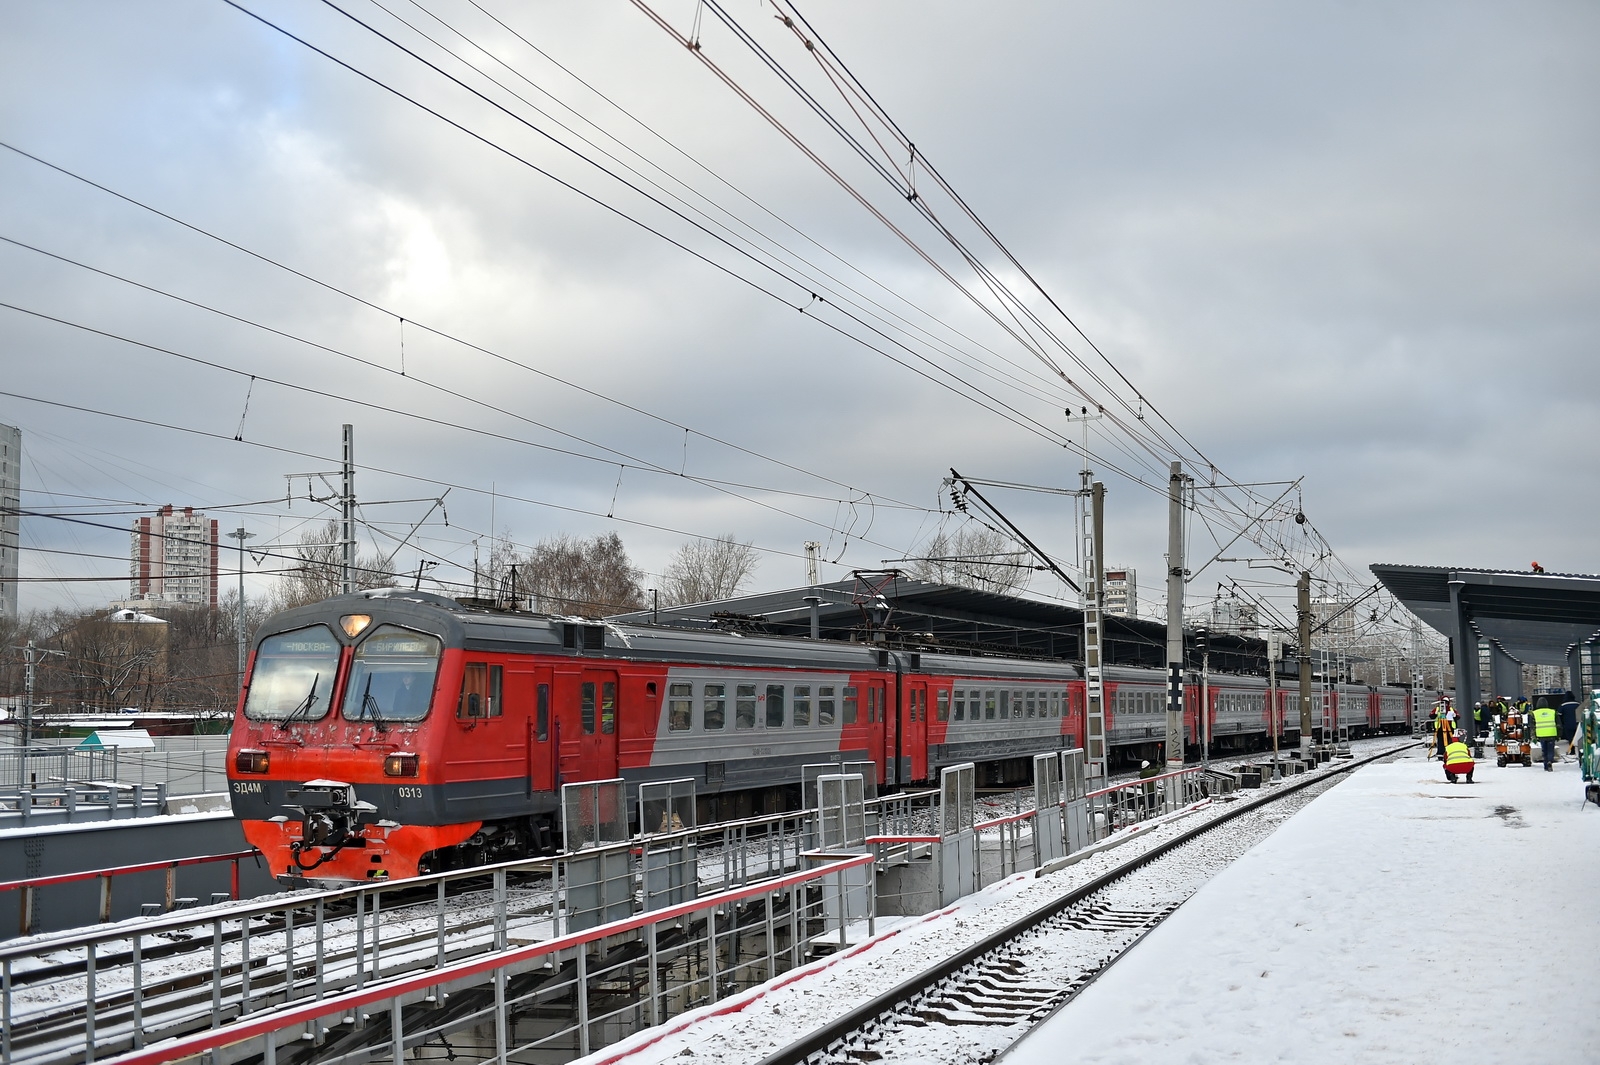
1453,730,1464,739
1141,760,1150,769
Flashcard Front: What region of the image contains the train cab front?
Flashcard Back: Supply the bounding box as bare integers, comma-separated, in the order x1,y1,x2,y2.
227,602,479,884
240,786,480,885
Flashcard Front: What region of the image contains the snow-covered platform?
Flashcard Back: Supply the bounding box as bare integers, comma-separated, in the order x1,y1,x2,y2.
1005,747,1600,1065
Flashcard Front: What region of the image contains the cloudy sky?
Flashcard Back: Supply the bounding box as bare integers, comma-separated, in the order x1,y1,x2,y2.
1,0,1595,635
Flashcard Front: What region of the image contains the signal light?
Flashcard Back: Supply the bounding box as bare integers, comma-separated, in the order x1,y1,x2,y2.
235,749,270,774
383,753,419,777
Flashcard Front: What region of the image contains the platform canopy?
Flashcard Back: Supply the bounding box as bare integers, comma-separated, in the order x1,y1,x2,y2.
1370,565,1600,666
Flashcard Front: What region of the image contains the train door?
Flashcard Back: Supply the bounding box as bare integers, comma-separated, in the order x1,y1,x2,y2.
869,679,894,786
558,668,620,784
903,677,929,783
579,668,620,782
508,666,556,795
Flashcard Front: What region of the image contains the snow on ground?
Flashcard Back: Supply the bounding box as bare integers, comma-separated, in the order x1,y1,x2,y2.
1005,747,1600,1065
570,749,1390,1065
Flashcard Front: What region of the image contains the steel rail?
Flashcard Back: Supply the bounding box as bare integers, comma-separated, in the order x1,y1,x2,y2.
754,742,1418,1065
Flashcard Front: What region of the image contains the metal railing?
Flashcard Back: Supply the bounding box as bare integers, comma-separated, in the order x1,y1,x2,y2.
47,851,876,1065
868,759,1240,915
0,849,256,937
0,741,231,800
1084,764,1212,834
0,782,168,829
1,786,928,1065
0,747,119,791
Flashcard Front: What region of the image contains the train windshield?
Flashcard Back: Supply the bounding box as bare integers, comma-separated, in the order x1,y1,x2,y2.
243,626,339,722
341,626,441,725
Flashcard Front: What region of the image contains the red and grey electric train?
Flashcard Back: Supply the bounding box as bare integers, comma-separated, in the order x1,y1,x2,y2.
226,589,1412,882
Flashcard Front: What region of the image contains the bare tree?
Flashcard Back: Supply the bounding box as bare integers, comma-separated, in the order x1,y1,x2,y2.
45,611,168,714
905,524,1032,595
661,535,760,606
517,532,645,616
271,520,398,611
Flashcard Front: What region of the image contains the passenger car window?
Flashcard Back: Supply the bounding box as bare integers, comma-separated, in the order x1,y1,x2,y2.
843,686,858,725
668,682,692,731
766,684,785,728
736,684,757,729
818,686,835,725
703,683,726,730
793,685,811,726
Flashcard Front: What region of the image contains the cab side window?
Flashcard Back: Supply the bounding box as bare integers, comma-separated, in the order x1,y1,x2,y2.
457,663,502,719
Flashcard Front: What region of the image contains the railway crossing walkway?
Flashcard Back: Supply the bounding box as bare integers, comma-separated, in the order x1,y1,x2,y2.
1004,745,1600,1065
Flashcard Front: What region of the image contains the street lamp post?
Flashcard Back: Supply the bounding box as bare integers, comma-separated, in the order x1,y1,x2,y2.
226,527,255,688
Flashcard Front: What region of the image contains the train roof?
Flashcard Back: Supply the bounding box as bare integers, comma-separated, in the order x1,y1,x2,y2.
255,588,1382,688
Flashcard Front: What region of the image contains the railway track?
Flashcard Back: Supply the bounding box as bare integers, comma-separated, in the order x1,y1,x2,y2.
753,741,1417,1065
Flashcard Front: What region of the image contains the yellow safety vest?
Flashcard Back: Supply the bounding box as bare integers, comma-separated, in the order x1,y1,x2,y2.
1443,741,1474,769
1532,706,1558,739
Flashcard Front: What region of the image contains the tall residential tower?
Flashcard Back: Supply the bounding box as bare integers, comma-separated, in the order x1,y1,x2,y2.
130,505,219,608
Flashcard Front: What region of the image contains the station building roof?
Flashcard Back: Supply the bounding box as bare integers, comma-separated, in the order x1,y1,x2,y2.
612,577,1275,674
1369,564,1600,666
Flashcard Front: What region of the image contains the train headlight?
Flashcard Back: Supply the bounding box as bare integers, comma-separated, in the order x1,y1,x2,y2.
341,614,373,638
383,753,419,777
235,749,270,774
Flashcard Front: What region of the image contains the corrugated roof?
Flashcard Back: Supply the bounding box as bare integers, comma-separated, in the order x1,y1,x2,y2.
1371,564,1600,665
612,578,1279,674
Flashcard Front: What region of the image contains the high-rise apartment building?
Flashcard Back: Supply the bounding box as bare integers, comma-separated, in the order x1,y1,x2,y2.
130,505,219,608
0,423,18,619
1103,567,1137,618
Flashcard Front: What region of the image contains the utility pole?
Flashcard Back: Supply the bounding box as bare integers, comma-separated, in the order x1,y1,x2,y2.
21,640,37,752
1298,571,1313,757
226,526,255,687
1267,630,1282,766
1197,625,1211,768
1065,408,1103,594
1164,461,1185,773
15,640,65,752
341,423,356,595
1083,480,1107,782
